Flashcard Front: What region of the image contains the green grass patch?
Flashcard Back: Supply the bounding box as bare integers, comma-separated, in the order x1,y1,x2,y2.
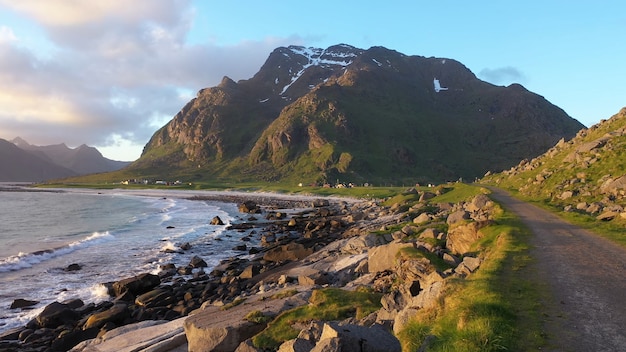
398,247,453,272
397,203,546,351
220,298,246,311
430,183,487,204
252,287,382,349
245,310,273,324
270,289,299,300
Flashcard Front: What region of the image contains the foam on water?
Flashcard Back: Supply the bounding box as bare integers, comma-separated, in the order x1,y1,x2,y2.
0,190,241,332
0,231,115,273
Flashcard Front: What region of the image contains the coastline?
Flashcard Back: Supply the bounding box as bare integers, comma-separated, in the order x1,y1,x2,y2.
1,186,498,351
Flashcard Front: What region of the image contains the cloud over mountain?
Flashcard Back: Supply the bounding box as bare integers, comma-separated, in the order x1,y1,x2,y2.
0,0,299,160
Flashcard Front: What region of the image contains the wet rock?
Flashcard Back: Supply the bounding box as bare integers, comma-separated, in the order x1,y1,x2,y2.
112,273,161,297
135,288,176,309
35,302,79,328
189,256,208,268
211,216,225,225
239,201,261,213
65,263,82,271
10,298,39,309
83,303,129,330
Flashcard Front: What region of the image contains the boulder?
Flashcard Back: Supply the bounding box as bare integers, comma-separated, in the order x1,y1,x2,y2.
368,242,414,273
278,337,314,352
456,256,481,275
135,289,176,308
446,221,490,256
65,263,82,271
239,201,260,213
239,264,261,279
263,243,314,262
10,298,39,309
211,216,225,225
419,192,436,202
418,228,440,240
189,256,208,268
83,303,129,330
446,210,470,225
298,270,331,286
412,213,430,225
36,301,79,328
597,211,619,221
184,315,266,352
316,322,401,352
112,273,160,297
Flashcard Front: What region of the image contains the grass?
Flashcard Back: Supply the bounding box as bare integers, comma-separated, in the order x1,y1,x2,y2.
397,201,546,351
252,287,382,349
220,297,246,310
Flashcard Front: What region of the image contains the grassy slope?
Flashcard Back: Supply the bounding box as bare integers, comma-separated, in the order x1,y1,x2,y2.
389,184,544,351
481,108,626,247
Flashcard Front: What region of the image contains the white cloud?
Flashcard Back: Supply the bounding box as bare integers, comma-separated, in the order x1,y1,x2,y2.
0,25,17,42
0,1,299,160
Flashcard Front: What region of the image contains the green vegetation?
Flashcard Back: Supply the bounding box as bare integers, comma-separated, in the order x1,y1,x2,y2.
220,298,246,311
482,109,626,248
269,289,299,300
397,202,546,351
245,310,273,324
252,287,382,349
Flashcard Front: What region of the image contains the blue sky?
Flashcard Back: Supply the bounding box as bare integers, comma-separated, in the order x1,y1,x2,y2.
0,0,624,161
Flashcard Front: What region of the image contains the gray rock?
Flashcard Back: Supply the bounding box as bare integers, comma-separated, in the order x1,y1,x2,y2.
446,210,470,225
317,322,401,352
278,337,314,352
112,273,160,297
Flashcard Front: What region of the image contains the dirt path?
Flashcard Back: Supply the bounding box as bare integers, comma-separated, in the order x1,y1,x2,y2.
487,187,626,352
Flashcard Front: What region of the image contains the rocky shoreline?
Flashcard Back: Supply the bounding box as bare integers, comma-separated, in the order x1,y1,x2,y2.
0,187,497,351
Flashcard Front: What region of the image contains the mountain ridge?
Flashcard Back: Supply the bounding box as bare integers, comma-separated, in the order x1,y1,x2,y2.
117,44,585,184
0,138,131,182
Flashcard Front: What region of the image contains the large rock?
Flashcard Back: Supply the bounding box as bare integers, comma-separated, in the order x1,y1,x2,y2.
112,273,160,297
184,316,266,352
446,210,470,225
135,288,176,308
278,337,314,352
263,243,314,262
368,242,414,273
239,201,260,213
83,303,129,330
36,301,79,328
316,322,401,352
10,298,39,309
446,221,490,256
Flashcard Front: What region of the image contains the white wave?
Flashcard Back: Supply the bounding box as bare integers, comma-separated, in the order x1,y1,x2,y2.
0,231,115,273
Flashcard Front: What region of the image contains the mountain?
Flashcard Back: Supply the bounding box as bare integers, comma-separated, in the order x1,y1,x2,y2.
12,137,131,175
482,107,626,221
0,138,77,181
131,44,585,184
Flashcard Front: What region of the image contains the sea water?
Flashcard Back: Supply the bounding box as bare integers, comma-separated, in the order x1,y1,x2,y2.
0,187,246,332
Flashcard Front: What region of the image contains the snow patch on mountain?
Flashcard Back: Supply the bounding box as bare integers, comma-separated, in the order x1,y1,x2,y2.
279,45,361,95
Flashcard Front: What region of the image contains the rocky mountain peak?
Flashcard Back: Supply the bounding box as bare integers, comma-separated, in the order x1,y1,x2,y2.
135,44,585,184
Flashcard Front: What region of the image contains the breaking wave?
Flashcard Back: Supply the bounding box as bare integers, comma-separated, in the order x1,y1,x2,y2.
0,231,115,273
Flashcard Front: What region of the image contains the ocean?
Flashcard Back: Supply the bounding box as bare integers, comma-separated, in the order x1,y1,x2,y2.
0,187,248,332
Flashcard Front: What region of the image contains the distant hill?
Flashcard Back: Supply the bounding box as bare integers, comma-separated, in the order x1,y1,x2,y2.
483,107,626,222
0,139,77,181
125,44,585,184
1,138,131,182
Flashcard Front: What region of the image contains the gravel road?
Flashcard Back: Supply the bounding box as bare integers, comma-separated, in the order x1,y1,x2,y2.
488,187,626,352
